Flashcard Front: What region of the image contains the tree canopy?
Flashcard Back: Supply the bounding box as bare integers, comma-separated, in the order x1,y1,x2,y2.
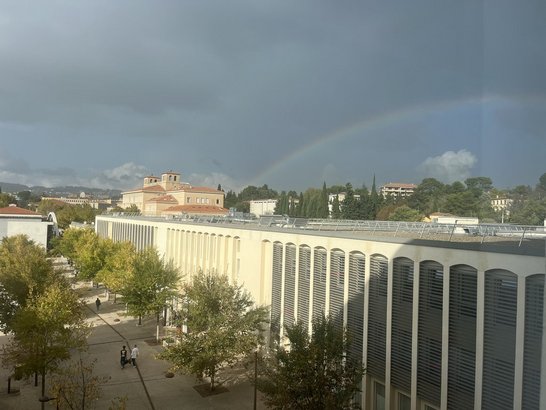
96,240,136,301
257,316,365,409
2,280,89,403
0,235,60,332
122,247,181,328
159,271,269,390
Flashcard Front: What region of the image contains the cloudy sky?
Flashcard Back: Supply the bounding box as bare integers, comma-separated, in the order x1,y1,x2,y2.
0,1,544,193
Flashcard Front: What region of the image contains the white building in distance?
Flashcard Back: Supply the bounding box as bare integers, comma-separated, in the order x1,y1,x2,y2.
380,182,417,199
0,205,52,248
249,199,278,217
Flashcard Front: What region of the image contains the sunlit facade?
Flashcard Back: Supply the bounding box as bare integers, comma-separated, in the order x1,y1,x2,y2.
95,215,546,410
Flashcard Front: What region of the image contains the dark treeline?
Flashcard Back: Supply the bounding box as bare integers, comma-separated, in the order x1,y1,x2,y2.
224,173,546,225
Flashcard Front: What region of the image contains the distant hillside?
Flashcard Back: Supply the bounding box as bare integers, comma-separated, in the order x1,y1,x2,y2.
0,182,122,199
0,182,30,193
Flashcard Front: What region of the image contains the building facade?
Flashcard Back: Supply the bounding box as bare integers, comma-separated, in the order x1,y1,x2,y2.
95,214,546,410
249,199,278,217
380,183,418,199
41,196,113,210
121,171,226,217
0,205,53,248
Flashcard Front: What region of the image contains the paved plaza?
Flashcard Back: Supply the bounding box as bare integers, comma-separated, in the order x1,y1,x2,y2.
0,281,266,410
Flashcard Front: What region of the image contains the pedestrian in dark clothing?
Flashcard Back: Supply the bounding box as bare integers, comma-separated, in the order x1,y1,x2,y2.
95,297,101,311
120,345,128,369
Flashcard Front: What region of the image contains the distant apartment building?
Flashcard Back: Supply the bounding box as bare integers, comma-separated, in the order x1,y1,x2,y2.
121,171,226,217
41,195,113,210
491,196,513,213
380,182,417,199
250,199,278,217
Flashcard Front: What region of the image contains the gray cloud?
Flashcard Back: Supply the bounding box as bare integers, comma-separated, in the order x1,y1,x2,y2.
0,1,543,192
419,150,477,183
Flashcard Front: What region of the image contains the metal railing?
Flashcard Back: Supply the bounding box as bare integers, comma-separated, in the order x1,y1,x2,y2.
101,212,546,246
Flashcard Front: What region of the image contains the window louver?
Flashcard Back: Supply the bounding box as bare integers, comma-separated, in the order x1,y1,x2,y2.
448,265,477,410
270,242,283,343
522,274,544,410
312,248,327,320
347,252,365,362
330,250,345,332
284,244,296,327
367,255,388,379
417,261,443,407
391,257,414,393
482,270,516,410
297,246,311,328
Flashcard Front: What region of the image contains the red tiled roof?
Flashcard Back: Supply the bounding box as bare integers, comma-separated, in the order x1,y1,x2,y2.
163,205,229,215
123,185,166,194
184,186,221,193
146,195,177,203
0,206,41,216
382,183,417,189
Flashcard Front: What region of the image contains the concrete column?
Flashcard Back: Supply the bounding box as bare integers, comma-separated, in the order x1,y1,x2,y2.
362,254,371,409
411,260,419,410
440,266,450,410
513,274,526,410
473,270,485,410
385,257,394,410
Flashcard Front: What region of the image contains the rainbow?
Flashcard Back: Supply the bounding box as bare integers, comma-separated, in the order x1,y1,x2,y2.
250,93,515,186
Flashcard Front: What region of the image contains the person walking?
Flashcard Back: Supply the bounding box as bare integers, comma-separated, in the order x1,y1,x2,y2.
131,344,139,367
120,345,128,369
95,297,101,312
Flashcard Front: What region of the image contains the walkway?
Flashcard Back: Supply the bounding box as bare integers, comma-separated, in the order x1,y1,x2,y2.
0,281,266,410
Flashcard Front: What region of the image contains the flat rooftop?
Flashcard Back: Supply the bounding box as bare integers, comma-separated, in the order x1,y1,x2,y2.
99,214,546,258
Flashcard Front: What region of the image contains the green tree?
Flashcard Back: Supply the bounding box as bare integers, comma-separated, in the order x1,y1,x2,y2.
37,200,99,229
441,191,478,216
368,175,380,219
123,204,140,214
274,192,289,215
96,241,136,303
159,271,269,391
54,227,88,262
238,185,278,202
224,190,238,209
256,316,365,409
0,235,60,331
388,205,424,222
0,192,17,208
341,183,360,220
122,248,181,336
317,182,329,218
2,281,89,408
72,229,109,283
408,178,445,215
49,354,109,410
465,176,493,193
303,188,321,218
509,198,546,225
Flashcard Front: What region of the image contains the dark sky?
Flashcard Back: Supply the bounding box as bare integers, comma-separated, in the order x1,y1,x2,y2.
0,0,544,192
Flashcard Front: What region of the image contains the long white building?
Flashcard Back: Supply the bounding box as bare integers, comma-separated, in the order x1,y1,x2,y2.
96,215,546,410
